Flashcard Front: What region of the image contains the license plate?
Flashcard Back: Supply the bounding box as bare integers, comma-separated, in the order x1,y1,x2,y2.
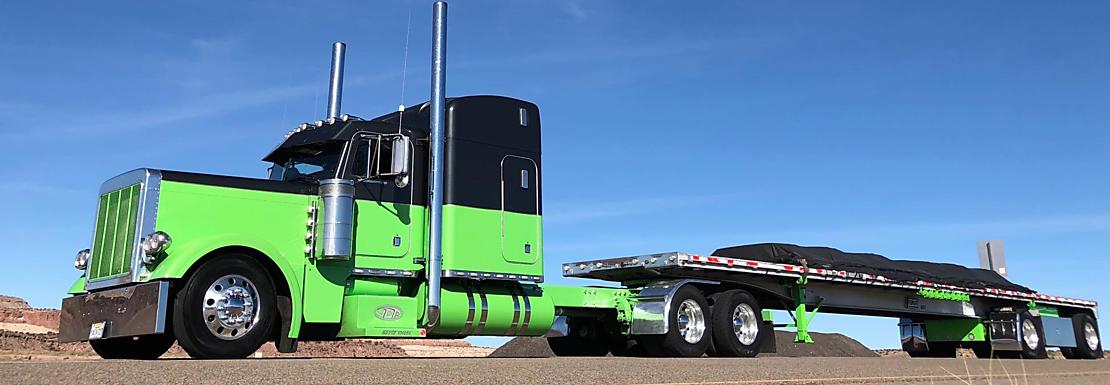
88,322,106,340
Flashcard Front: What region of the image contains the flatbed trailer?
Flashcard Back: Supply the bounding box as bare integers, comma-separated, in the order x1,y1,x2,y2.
547,251,1101,359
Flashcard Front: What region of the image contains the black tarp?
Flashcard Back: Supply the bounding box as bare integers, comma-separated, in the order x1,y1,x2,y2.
712,243,1032,293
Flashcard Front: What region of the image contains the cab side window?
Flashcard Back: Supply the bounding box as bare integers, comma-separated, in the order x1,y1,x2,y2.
350,137,395,179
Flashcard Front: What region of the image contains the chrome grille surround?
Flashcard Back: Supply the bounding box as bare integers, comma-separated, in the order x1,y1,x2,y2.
84,169,161,291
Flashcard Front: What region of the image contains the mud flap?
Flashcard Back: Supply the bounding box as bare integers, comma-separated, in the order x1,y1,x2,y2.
276,295,298,353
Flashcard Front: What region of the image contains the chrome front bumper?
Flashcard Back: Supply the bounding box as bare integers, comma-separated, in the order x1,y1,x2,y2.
58,281,169,343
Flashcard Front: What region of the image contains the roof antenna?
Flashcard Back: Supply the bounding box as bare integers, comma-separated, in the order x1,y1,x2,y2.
396,9,413,133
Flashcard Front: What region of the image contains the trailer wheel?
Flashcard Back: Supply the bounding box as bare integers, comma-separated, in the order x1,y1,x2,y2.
1061,313,1103,360
547,317,610,356
640,286,712,357
1017,311,1048,359
172,254,277,359
89,333,176,360
707,290,763,357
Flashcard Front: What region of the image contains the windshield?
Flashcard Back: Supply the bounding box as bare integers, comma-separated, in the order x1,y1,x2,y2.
268,142,345,182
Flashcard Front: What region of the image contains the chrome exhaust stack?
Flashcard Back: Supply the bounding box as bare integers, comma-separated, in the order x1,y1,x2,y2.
326,41,346,119
425,1,448,328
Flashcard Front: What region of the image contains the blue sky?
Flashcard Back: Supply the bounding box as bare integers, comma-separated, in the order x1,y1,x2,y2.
1,1,1108,349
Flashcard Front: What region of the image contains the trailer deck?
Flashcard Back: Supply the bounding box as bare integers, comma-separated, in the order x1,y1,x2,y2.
563,251,1097,310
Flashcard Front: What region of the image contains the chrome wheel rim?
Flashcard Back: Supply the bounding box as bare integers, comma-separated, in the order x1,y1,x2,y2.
201,274,260,341
732,303,759,346
1021,318,1040,350
675,299,706,344
1084,323,1099,351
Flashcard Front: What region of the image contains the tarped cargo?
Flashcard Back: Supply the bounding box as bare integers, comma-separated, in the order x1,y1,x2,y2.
712,243,1032,293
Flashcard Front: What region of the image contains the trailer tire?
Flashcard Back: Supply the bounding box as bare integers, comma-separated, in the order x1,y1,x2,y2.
639,286,712,357
547,317,610,357
1018,310,1048,359
707,290,763,358
172,254,277,359
1062,313,1103,360
89,333,176,360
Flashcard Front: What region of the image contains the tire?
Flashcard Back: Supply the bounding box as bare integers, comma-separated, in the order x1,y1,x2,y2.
547,317,610,356
707,290,763,357
639,286,712,357
1009,310,1048,359
1065,313,1103,360
89,333,175,360
172,254,277,359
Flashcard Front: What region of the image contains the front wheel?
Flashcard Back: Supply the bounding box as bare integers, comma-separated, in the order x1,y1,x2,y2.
89,333,175,359
172,254,277,359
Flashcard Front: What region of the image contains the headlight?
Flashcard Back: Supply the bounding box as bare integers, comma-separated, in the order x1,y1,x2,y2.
74,249,90,271
141,231,172,263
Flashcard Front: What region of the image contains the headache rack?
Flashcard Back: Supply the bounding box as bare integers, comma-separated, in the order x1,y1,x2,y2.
563,252,1097,311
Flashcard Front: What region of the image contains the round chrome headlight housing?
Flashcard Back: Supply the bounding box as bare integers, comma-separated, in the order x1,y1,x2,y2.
74,249,90,271
141,231,172,263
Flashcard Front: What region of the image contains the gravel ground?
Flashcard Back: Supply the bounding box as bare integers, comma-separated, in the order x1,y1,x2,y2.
1,357,1106,385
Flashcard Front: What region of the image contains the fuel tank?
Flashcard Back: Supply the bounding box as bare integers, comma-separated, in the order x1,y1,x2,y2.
430,279,554,337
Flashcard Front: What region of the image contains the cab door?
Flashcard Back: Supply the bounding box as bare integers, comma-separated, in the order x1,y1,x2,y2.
500,155,540,264
349,135,422,271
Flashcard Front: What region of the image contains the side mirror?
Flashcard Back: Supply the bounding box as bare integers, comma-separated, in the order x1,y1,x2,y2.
390,136,411,188
355,134,411,187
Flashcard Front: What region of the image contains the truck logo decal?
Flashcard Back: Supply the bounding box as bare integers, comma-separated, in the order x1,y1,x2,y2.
374,305,403,321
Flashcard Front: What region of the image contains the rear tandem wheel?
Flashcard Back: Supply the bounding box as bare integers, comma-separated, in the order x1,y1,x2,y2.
637,286,713,357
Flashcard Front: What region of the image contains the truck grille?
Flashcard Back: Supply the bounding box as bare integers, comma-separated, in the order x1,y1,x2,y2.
88,184,141,281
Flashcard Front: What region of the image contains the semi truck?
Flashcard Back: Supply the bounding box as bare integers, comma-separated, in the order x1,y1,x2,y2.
59,2,1102,360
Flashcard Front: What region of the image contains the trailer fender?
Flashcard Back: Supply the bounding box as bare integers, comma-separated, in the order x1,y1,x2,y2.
630,279,717,335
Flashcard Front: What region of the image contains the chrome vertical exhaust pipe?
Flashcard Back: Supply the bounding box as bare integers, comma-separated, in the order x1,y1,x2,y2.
326,41,346,119
425,1,448,328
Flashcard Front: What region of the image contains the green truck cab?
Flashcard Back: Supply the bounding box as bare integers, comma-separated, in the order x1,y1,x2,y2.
58,94,608,358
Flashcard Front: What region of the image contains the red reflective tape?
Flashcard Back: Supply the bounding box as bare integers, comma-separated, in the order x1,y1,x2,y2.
746,262,759,267
707,257,720,263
